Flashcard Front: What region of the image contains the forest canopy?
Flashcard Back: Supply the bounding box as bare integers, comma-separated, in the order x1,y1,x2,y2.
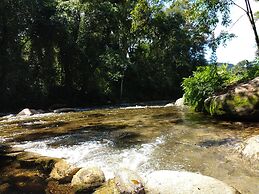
0,0,242,111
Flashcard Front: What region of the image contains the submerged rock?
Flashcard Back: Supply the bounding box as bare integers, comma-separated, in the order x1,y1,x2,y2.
144,170,239,194
71,167,105,192
49,160,79,183
114,168,145,194
204,77,259,120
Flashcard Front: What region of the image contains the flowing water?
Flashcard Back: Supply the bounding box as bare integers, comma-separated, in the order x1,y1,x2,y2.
0,106,259,193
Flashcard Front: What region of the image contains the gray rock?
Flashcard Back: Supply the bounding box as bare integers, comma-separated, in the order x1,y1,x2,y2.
17,108,44,116
49,160,79,182
71,167,105,192
144,170,239,194
239,135,259,164
114,168,145,194
17,108,38,116
175,97,185,107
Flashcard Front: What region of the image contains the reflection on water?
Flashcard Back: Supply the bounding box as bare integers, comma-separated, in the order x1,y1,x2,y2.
1,106,259,193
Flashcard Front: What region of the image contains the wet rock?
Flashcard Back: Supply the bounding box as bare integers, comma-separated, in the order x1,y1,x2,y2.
49,160,80,183
17,108,44,116
144,170,239,194
71,167,105,192
46,181,74,194
114,168,145,194
15,181,46,194
204,77,259,120
94,179,120,194
239,135,259,163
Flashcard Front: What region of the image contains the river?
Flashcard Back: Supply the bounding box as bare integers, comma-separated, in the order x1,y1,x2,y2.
0,105,259,193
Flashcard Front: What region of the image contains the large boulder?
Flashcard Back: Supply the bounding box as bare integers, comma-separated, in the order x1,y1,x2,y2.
49,160,79,182
114,168,145,194
71,167,105,192
144,170,239,194
204,77,259,120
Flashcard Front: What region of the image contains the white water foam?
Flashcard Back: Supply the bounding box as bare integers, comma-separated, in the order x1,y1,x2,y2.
14,136,164,179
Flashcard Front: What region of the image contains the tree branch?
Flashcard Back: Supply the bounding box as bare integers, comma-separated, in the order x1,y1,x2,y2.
229,0,248,13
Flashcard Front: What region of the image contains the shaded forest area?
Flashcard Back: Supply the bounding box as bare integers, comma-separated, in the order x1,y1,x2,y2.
0,0,230,111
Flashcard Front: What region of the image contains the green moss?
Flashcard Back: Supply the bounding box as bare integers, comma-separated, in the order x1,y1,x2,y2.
228,95,257,109
206,93,258,117
209,98,226,116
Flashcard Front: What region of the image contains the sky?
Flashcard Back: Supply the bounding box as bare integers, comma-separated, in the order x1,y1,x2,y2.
215,0,259,64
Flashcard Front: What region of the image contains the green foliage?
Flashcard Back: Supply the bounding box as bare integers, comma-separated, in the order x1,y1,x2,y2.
0,0,248,111
183,65,226,111
183,61,259,112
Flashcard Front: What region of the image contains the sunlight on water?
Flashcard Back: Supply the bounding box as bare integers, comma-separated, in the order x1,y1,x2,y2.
15,136,164,179
2,106,259,193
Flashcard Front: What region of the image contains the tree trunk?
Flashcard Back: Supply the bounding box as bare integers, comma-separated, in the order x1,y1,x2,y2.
245,0,259,54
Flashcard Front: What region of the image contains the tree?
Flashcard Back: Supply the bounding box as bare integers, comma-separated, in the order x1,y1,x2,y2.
230,0,259,53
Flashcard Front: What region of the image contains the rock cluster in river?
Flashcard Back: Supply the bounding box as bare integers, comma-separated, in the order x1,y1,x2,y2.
204,77,259,120
45,158,240,194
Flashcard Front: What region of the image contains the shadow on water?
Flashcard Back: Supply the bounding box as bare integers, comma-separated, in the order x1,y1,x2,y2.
198,138,239,148
152,112,180,119
12,124,145,148
48,126,144,149
12,124,127,142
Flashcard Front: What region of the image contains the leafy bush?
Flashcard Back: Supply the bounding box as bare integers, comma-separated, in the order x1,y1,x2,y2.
182,65,227,111
182,60,259,112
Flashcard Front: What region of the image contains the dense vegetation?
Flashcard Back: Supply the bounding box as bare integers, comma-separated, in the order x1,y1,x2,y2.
183,60,259,112
0,0,247,111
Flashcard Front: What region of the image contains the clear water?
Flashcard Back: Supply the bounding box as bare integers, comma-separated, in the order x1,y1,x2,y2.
1,106,259,193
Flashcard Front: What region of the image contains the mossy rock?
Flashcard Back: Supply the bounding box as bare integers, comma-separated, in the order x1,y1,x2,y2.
204,77,259,120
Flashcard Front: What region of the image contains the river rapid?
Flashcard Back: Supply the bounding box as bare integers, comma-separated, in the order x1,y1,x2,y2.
0,105,259,193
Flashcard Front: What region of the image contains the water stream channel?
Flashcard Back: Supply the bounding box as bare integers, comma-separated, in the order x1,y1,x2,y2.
0,106,259,193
